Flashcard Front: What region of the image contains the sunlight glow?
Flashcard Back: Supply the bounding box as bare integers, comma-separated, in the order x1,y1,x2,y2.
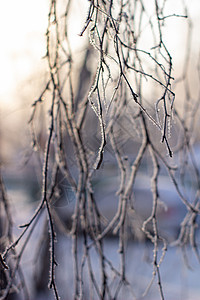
0,0,48,104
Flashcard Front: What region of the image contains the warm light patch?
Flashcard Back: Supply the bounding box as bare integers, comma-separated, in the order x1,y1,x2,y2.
0,0,48,105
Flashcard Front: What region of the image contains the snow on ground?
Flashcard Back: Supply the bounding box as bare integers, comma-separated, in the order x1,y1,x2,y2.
3,184,200,300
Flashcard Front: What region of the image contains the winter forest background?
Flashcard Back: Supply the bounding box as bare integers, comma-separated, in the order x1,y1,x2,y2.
1,0,200,299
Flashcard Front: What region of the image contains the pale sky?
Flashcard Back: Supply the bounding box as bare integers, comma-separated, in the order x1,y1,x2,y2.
0,0,88,161
0,0,48,105
0,0,199,106
0,0,199,161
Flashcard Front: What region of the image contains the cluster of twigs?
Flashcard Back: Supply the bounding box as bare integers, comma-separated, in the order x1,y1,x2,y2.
1,0,200,299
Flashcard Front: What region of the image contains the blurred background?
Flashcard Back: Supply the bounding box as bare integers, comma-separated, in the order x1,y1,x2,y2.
1,0,200,299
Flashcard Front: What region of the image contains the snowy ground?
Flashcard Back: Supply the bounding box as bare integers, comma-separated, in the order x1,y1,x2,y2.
3,182,200,300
